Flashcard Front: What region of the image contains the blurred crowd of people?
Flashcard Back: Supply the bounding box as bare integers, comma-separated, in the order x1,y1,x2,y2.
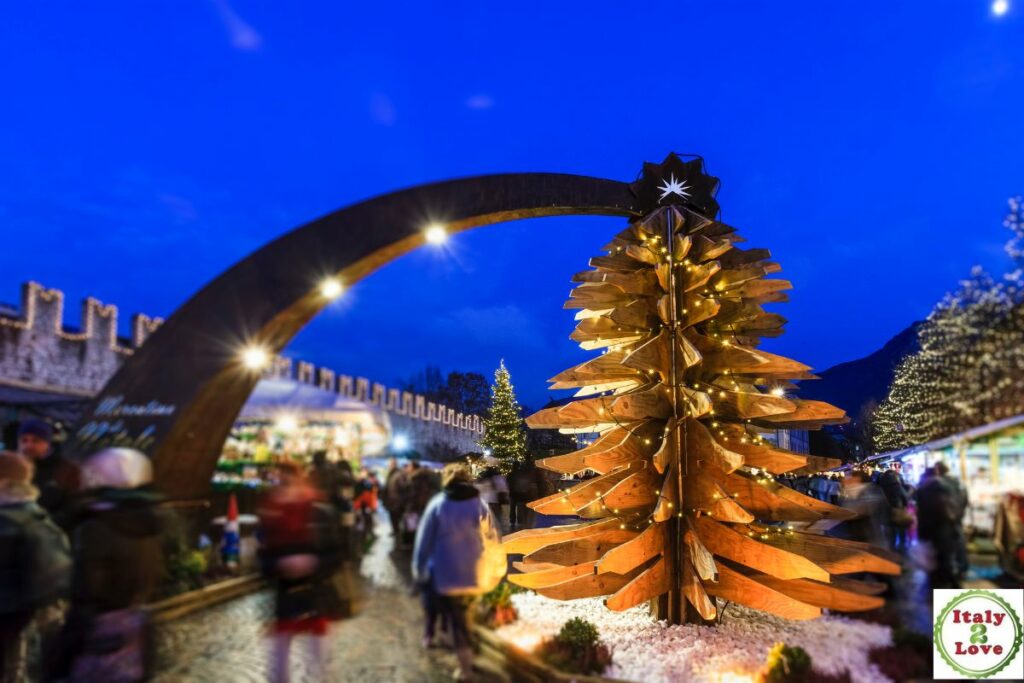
1,420,166,683
795,462,972,591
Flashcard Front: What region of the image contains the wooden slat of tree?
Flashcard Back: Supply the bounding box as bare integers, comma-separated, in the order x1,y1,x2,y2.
622,329,703,380
653,466,678,521
571,318,646,347
672,234,693,262
537,427,648,475
682,557,717,620
684,518,718,581
503,518,623,555
512,561,561,572
532,566,643,601
608,299,658,330
717,247,772,268
713,301,768,327
589,253,647,273
675,291,720,326
652,426,675,473
708,425,809,473
745,573,884,612
705,564,821,621
711,264,771,290
758,400,847,426
573,269,662,297
692,516,829,581
691,235,734,261
548,351,639,388
565,283,633,307
787,455,843,476
680,261,721,292
508,561,600,590
600,468,660,512
768,482,857,520
700,465,824,522
530,465,638,515
829,575,888,596
610,384,673,421
749,291,790,305
596,522,665,575
572,380,643,397
714,388,797,420
760,531,902,575
525,529,638,566
625,243,662,266
685,417,744,473
690,469,756,522
734,279,792,299
606,556,669,612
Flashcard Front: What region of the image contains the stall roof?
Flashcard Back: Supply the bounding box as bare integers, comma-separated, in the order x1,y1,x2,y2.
866,413,1024,464
239,378,388,423
0,382,89,423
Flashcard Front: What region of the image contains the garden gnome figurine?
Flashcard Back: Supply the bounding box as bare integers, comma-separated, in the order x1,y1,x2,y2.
221,493,240,573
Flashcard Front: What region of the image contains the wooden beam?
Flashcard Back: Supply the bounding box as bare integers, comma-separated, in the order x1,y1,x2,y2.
606,556,669,612
693,516,829,582
704,564,820,621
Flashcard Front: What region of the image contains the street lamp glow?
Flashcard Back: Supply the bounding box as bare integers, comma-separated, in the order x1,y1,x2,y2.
993,0,1009,15
424,224,448,245
319,278,344,300
274,414,299,433
240,345,270,370
392,434,410,452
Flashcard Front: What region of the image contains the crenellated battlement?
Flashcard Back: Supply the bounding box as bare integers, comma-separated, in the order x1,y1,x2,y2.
0,281,483,435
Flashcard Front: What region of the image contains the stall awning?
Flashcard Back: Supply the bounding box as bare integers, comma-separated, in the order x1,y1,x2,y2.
0,382,89,424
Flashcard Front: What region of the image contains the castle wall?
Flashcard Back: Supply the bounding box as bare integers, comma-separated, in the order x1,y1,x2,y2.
0,281,483,447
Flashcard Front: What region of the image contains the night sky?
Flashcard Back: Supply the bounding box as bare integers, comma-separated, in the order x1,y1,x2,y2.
1,2,1021,409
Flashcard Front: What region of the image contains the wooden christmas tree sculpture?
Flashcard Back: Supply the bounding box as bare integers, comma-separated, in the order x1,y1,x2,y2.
502,154,901,625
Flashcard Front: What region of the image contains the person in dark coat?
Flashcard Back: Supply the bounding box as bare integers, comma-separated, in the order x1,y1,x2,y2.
383,460,410,543
934,460,970,580
507,460,549,530
916,466,962,589
878,467,912,550
0,452,71,683
17,420,79,530
51,448,165,683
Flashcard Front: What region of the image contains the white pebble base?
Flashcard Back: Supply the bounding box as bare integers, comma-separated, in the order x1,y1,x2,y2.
495,592,894,683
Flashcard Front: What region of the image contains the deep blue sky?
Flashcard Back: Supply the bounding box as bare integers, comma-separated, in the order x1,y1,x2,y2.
1,2,1021,409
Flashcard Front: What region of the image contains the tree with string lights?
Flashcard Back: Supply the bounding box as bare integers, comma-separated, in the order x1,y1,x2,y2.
479,360,530,475
501,155,899,626
873,197,1024,450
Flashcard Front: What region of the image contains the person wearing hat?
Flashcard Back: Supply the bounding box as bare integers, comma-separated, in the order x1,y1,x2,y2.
49,448,165,682
17,419,79,529
0,451,72,683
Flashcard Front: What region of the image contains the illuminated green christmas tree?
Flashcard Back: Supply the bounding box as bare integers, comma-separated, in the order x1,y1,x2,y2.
479,360,529,475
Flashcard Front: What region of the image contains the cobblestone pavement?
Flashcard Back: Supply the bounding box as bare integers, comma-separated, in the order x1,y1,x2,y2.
153,516,482,683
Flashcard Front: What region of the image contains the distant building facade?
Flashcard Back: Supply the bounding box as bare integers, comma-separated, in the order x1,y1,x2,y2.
0,281,483,456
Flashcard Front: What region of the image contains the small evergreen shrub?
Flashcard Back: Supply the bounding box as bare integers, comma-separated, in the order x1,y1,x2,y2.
538,617,612,675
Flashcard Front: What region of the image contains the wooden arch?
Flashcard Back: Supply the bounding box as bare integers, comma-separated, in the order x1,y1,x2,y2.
66,172,638,499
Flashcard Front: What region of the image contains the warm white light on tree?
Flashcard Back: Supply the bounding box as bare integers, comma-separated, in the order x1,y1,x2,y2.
424,224,448,245
240,345,270,370
319,278,344,299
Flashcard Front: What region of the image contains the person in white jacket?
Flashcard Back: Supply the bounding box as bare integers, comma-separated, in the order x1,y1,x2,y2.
413,464,504,682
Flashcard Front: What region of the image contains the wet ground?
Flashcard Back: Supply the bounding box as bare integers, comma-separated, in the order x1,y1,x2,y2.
153,515,491,683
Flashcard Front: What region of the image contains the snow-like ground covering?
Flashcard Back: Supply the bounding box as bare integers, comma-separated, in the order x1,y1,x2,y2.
495,592,893,683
